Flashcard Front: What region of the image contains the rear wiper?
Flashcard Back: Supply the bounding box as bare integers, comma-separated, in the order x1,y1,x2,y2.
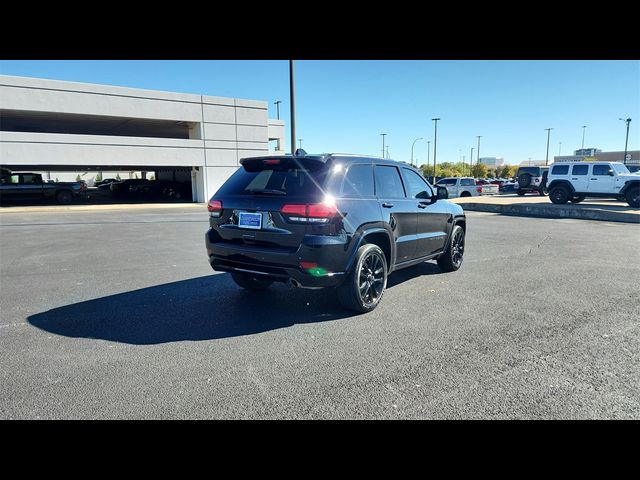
247,188,286,195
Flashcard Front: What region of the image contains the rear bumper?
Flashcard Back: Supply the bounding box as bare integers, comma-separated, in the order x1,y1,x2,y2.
205,229,349,288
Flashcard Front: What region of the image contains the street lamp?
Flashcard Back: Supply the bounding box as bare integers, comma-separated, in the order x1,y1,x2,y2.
581,125,586,150
427,141,431,168
544,128,553,165
380,133,387,158
432,118,440,182
386,146,390,159
620,118,632,164
298,139,303,150
411,137,424,166
289,61,296,155
470,147,474,176
559,141,562,156
476,136,482,167
274,100,282,120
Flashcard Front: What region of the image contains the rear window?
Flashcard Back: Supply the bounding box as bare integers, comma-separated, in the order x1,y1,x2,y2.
593,164,611,176
436,178,457,185
216,165,330,197
518,167,542,175
551,165,569,175
460,178,475,186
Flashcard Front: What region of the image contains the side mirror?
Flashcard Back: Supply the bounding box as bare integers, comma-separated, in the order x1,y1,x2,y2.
437,186,449,199
608,170,614,176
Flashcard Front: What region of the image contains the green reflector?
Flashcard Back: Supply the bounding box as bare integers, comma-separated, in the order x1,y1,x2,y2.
308,267,327,277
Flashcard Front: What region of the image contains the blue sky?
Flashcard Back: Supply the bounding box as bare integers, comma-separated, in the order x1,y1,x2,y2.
1,60,638,166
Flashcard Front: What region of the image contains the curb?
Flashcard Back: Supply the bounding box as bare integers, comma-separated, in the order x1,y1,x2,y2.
459,202,640,223
0,203,206,214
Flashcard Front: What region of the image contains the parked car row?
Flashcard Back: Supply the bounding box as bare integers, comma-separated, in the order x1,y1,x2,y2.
97,178,192,200
435,177,499,197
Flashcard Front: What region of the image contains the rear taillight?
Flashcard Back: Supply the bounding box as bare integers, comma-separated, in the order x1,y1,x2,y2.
476,187,482,193
281,202,338,223
208,199,222,217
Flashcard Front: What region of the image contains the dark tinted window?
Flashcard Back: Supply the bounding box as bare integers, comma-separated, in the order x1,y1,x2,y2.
340,164,374,197
551,165,569,175
21,174,40,184
572,164,589,175
593,164,612,176
374,166,406,198
216,165,329,197
402,168,432,199
518,167,541,175
436,178,457,186
460,178,475,186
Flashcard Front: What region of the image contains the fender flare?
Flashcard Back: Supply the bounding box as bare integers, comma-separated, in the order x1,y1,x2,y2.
547,180,575,194
619,180,639,196
343,227,393,274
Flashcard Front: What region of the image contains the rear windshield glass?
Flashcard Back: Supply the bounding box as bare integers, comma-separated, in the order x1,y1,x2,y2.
216,165,330,197
518,167,543,175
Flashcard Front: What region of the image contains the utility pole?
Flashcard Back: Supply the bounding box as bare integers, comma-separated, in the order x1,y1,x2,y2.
470,147,474,176
432,118,440,182
476,136,482,167
380,133,387,158
274,100,282,120
620,118,632,165
289,61,296,154
545,128,553,165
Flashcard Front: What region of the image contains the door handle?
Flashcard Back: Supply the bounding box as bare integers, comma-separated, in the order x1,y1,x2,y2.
382,202,394,208
418,202,428,208
590,178,597,180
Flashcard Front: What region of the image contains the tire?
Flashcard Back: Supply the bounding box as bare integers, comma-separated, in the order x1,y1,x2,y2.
626,187,640,208
55,190,73,205
460,191,471,198
337,244,387,313
437,225,465,272
518,174,532,188
549,186,570,204
517,189,525,196
570,196,585,203
230,272,273,291
540,187,548,196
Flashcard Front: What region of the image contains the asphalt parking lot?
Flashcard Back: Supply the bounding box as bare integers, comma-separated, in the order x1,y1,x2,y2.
0,207,638,419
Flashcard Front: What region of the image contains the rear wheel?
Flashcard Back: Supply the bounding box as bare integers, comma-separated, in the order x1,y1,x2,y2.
437,225,465,272
231,272,273,291
626,187,640,208
549,186,570,204
570,196,585,203
55,190,73,205
460,191,472,198
516,189,525,196
337,244,387,313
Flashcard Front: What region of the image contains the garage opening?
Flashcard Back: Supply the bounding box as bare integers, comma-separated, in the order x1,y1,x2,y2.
0,165,196,207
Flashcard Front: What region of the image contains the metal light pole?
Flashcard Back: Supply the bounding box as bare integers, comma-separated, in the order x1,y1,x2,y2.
427,141,431,168
274,100,282,120
470,147,474,176
581,125,586,149
620,118,632,165
386,146,390,159
476,136,482,168
298,139,303,150
411,137,424,166
432,118,440,182
380,133,387,158
289,61,296,154
545,128,553,165
559,141,562,156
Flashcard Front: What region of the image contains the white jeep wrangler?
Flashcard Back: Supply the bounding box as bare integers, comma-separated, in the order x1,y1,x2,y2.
546,161,639,208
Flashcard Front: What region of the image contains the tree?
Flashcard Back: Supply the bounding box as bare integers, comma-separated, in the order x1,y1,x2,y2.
470,163,488,179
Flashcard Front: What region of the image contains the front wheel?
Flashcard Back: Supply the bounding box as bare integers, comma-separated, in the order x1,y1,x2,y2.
437,225,465,272
231,272,273,291
626,187,640,208
337,244,387,313
549,186,569,204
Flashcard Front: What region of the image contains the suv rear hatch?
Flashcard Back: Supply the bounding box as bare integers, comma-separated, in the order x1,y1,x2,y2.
208,155,339,251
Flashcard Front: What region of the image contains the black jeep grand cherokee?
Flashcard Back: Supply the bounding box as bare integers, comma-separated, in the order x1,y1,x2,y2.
205,151,466,313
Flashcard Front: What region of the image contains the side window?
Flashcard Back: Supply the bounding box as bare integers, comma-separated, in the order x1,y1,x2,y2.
21,174,39,184
460,178,474,186
402,168,432,199
572,164,589,175
593,164,611,176
374,165,406,198
551,165,569,175
341,164,374,198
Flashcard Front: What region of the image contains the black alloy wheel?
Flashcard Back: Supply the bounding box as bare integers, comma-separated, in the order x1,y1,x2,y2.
337,244,387,313
437,225,465,272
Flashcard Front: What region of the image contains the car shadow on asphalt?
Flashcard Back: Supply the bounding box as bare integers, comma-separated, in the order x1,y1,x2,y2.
27,262,443,345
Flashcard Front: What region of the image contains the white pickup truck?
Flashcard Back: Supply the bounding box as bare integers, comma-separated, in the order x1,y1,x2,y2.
435,177,499,197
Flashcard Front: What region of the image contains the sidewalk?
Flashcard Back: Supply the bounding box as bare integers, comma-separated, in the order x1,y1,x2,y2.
451,195,639,223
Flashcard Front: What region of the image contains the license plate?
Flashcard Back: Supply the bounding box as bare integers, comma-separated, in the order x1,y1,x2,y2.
238,211,262,230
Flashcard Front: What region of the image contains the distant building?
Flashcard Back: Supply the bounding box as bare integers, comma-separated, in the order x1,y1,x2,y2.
478,157,505,168
554,149,639,165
